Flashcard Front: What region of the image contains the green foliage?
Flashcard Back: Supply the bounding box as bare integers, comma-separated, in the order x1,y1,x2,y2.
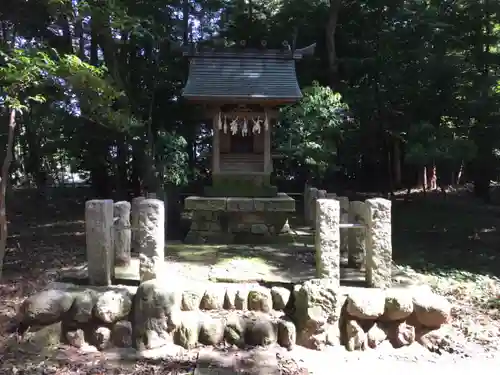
278,82,348,178
405,122,477,167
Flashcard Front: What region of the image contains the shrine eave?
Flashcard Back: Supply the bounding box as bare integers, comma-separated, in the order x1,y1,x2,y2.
181,56,303,101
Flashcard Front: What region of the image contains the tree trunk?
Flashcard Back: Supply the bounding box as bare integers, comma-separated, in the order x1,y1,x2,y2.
0,109,16,279
325,0,341,89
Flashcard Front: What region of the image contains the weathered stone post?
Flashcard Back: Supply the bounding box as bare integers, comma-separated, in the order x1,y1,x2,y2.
315,198,340,286
326,193,337,199
113,201,131,267
365,198,392,288
137,199,165,281
307,187,319,228
303,183,311,225
337,196,350,265
348,201,368,268
318,189,327,199
85,199,114,286
131,197,145,253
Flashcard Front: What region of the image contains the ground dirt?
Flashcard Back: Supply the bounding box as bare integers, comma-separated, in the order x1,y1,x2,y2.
1,187,500,374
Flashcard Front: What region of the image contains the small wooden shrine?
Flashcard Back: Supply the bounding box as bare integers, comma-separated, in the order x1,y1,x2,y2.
182,42,314,243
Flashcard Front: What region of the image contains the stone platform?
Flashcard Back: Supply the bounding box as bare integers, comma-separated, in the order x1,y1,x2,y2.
183,193,296,244
60,242,418,287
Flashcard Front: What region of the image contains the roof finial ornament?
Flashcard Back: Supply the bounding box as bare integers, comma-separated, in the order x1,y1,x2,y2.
261,40,267,48
282,40,290,51
240,40,247,47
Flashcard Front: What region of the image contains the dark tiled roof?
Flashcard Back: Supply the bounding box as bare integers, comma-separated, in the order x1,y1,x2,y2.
182,51,303,101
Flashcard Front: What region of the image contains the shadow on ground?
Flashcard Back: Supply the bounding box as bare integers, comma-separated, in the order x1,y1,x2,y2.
392,195,500,279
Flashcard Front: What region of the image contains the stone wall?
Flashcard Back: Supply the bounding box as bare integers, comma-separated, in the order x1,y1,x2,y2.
305,187,392,288
15,280,451,353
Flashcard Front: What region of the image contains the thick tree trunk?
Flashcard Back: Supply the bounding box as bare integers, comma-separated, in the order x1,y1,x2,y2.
0,109,16,279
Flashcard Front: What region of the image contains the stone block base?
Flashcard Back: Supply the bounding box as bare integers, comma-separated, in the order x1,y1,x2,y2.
184,194,295,244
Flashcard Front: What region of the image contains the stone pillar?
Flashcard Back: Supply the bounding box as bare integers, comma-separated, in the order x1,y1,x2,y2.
131,197,145,253
365,198,392,288
348,201,368,268
337,196,350,265
303,184,311,224
85,199,114,286
137,199,165,281
113,201,131,267
326,193,337,199
315,198,340,286
307,187,319,228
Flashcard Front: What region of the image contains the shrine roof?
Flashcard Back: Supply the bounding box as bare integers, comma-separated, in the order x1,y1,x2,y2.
181,49,304,102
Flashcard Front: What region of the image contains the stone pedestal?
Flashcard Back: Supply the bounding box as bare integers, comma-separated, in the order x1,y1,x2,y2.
137,199,165,281
131,197,145,253
348,201,368,268
365,198,392,288
85,199,114,286
113,201,131,266
184,194,295,244
315,198,340,286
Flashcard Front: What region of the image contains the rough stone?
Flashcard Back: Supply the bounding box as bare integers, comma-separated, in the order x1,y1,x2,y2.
348,201,368,268
325,323,341,346
366,322,387,348
277,318,296,349
131,196,145,253
387,321,415,348
346,289,385,320
199,315,225,345
114,201,132,266
223,285,239,309
182,288,204,311
94,290,132,323
137,199,165,280
19,289,74,326
244,316,277,346
68,289,98,323
345,319,367,351
293,279,341,349
383,289,414,321
173,311,201,349
235,286,251,310
65,329,85,348
416,326,454,352
200,286,225,310
112,320,133,348
336,196,350,265
224,314,246,347
247,287,273,312
85,199,114,286
413,290,451,328
132,279,181,350
315,199,341,284
139,254,161,282
365,198,392,288
93,326,112,350
271,286,290,311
